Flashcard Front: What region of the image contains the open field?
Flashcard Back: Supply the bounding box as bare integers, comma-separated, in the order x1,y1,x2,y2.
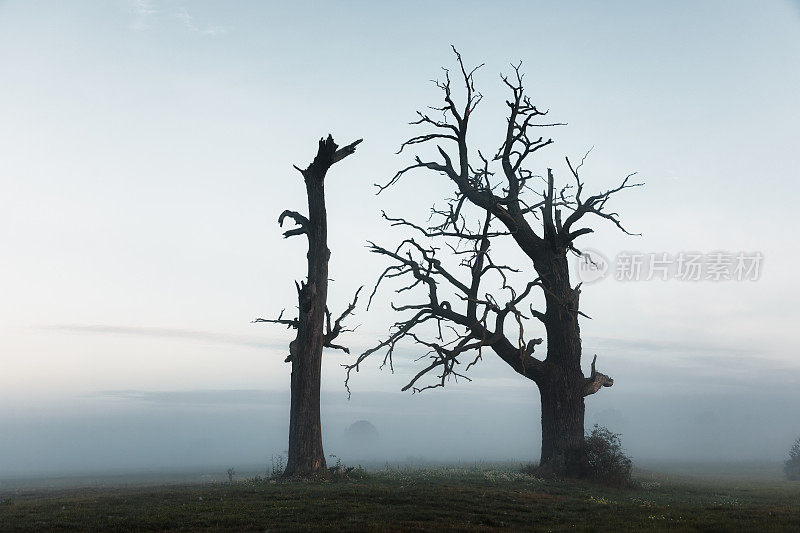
1,463,798,531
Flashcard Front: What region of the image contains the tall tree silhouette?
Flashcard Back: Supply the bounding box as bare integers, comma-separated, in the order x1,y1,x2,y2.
256,135,362,477
345,50,640,475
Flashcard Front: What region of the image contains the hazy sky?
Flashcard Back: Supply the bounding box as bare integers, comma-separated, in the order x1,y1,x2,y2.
1,1,799,475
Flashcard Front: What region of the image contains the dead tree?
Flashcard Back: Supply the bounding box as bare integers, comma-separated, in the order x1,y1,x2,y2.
344,49,641,476
255,135,362,477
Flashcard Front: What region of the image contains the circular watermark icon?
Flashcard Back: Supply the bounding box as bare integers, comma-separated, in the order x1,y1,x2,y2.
573,248,609,284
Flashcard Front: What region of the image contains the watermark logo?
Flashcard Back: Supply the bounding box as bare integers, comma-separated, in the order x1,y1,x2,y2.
572,250,763,283
575,248,610,284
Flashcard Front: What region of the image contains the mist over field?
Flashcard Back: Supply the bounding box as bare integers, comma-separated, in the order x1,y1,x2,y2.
2,354,798,478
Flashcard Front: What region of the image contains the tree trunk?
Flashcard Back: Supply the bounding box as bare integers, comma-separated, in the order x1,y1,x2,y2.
284,172,329,477
276,135,361,477
286,348,326,475
539,373,586,475
264,135,360,478
536,252,588,475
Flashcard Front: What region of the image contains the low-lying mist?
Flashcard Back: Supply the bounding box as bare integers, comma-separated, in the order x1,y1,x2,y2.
1,386,798,479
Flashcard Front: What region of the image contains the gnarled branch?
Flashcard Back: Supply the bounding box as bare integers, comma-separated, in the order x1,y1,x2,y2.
350,50,637,406
278,210,309,238
583,354,614,396
324,286,363,354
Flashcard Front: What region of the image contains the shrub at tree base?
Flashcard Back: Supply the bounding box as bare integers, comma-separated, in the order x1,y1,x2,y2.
522,425,634,487
785,437,800,481
584,425,634,487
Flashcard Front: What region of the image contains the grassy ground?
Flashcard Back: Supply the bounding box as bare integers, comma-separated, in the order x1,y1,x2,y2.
1,464,798,531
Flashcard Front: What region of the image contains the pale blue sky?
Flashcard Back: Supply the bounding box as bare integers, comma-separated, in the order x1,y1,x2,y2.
1,1,799,472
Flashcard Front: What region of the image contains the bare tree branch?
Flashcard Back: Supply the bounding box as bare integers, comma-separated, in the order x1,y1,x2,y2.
278,210,309,239
324,286,363,353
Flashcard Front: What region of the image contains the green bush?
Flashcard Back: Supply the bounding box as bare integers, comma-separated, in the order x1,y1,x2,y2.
785,437,800,481
584,424,634,487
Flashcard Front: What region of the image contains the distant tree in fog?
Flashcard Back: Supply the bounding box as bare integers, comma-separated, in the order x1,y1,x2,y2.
345,420,379,444
786,437,800,481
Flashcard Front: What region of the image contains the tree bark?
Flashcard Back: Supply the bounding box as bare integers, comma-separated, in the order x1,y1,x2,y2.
282,135,360,477
539,374,586,475
536,252,588,475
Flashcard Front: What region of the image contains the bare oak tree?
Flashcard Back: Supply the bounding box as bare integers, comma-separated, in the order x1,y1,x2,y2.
255,135,362,477
345,50,641,475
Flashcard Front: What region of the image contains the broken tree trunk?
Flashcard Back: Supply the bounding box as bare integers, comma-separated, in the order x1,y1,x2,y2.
258,135,361,477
